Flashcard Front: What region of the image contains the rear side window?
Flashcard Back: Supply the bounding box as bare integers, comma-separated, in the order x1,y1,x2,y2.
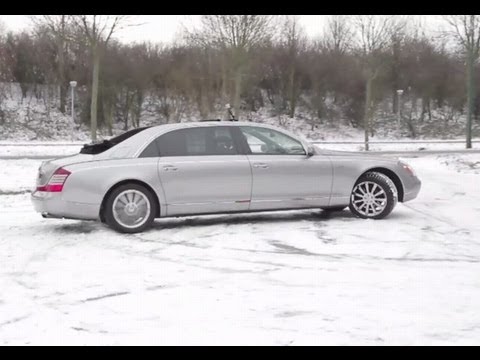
139,140,160,158
185,128,208,155
139,126,238,157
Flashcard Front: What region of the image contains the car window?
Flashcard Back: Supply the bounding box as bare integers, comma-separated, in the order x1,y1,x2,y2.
185,128,208,155
139,139,160,158
240,126,305,155
140,126,238,157
211,127,237,155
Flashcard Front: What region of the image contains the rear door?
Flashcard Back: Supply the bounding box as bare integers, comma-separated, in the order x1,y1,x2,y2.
151,126,252,216
236,126,332,210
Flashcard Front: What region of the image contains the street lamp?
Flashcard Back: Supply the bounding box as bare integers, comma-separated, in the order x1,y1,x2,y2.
396,89,404,128
70,81,77,123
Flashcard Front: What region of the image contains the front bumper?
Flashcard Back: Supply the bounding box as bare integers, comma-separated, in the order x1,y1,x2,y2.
402,177,422,202
31,191,100,220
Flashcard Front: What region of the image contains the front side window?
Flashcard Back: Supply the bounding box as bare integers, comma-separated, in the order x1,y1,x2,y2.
139,126,238,157
240,126,305,155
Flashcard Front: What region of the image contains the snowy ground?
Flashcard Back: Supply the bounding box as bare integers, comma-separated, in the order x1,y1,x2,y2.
0,151,480,345
0,143,83,159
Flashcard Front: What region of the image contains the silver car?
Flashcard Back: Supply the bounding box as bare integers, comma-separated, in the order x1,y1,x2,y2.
31,121,421,233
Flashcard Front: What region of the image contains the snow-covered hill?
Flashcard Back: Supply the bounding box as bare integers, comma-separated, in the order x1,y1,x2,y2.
1,82,480,142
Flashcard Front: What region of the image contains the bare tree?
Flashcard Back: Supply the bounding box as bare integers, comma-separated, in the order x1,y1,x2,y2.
443,15,480,149
279,16,307,118
353,15,406,150
0,20,7,125
0,21,8,82
30,15,73,114
71,15,130,141
187,15,275,119
322,15,353,55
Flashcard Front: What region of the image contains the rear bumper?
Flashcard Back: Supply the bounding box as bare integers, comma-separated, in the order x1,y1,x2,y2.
402,177,421,202
31,191,100,220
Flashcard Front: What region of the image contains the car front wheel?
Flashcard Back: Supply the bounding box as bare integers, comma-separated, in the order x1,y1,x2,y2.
104,183,157,233
349,171,398,219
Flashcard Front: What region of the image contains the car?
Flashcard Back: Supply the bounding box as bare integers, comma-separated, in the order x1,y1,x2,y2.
31,121,421,233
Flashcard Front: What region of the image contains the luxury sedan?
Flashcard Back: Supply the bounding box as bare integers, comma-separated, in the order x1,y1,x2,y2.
31,121,421,233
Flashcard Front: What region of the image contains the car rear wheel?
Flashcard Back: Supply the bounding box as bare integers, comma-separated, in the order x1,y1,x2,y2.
104,183,157,233
349,172,398,219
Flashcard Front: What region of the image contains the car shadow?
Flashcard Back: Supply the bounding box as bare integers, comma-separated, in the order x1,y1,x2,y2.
149,209,358,230
48,208,413,234
51,221,101,234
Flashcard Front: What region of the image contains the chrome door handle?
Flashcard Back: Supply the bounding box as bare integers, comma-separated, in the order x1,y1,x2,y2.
253,163,269,169
163,165,178,171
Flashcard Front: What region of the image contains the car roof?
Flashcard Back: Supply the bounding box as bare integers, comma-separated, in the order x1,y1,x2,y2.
96,121,309,159
137,120,295,142
150,120,258,131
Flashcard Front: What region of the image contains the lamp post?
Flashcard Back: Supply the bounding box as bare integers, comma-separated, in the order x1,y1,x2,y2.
396,89,404,129
70,81,77,123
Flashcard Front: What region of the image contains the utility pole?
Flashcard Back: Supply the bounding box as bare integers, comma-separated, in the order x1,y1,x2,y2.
70,81,77,123
397,89,404,131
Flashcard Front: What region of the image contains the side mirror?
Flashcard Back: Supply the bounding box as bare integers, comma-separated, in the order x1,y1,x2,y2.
306,145,315,157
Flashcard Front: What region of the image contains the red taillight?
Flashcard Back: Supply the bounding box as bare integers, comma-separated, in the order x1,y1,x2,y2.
402,164,416,177
36,167,71,192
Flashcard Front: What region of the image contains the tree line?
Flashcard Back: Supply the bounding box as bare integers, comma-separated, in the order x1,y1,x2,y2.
0,15,478,147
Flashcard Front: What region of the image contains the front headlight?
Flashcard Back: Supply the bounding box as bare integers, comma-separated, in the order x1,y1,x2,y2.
399,161,417,177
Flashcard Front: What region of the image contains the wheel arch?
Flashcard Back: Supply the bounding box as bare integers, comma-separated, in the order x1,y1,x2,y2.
99,179,161,222
356,167,405,202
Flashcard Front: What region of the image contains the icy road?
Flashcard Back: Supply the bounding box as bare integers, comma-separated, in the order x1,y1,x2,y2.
0,153,479,345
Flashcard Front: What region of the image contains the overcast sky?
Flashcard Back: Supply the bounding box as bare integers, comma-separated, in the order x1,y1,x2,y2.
0,15,443,44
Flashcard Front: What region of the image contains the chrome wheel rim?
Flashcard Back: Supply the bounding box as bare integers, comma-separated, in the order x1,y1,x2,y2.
112,190,151,229
351,181,388,217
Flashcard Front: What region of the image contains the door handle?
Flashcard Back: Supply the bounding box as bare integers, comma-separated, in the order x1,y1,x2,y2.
253,163,269,169
163,165,178,171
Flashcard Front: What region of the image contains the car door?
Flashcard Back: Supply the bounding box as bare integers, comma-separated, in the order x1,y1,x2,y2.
152,126,252,216
237,126,333,211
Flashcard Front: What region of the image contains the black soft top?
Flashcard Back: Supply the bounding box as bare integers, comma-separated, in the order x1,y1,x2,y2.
80,126,151,155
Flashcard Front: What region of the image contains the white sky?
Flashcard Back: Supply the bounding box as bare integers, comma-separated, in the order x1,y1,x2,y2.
0,15,443,44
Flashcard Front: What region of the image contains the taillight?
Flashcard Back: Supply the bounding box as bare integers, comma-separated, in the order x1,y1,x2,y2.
36,167,71,192
400,162,417,177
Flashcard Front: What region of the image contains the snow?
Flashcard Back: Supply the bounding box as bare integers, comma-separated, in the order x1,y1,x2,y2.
0,150,480,345
0,159,39,194
0,144,81,159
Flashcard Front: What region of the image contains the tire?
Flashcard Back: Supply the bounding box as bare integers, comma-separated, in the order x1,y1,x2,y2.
104,183,157,233
320,206,347,212
349,171,398,220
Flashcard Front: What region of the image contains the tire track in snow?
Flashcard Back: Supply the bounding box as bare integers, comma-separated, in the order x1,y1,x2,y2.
402,203,480,241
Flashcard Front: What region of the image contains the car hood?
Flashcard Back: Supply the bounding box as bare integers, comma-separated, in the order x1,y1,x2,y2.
315,147,399,163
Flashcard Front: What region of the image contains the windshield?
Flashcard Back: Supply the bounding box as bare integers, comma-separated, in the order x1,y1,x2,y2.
80,127,151,155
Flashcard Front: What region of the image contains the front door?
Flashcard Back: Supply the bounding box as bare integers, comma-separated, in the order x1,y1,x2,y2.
237,126,333,211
